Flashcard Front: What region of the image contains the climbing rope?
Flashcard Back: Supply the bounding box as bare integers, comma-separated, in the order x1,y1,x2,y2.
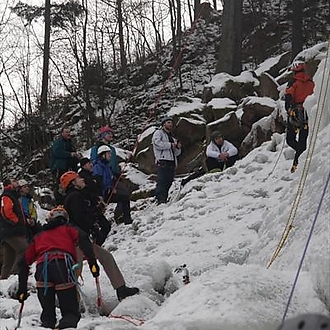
263,105,287,181
267,41,330,268
280,170,330,327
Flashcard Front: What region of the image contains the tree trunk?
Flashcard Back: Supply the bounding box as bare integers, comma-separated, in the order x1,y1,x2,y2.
291,0,303,60
40,0,51,117
216,0,242,75
194,0,201,19
82,0,94,144
117,0,127,73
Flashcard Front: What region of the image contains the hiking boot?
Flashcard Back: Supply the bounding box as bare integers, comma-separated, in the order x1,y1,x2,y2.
291,163,298,173
116,285,140,301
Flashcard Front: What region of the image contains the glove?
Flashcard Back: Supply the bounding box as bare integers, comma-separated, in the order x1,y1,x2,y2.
89,260,100,278
17,287,28,303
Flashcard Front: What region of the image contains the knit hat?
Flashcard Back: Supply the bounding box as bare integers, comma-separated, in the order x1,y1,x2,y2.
210,131,223,142
79,157,91,167
161,116,173,126
98,125,114,139
48,206,69,222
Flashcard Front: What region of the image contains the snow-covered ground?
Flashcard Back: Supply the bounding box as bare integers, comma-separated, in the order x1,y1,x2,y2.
0,53,329,329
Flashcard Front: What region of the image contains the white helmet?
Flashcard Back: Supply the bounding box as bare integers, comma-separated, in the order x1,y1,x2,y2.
278,314,330,330
97,145,111,155
18,179,29,187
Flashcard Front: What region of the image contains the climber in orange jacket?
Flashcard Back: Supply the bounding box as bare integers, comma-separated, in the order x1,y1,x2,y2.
285,61,314,173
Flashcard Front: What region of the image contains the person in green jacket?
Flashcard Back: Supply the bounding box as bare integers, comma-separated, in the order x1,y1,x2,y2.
50,127,81,204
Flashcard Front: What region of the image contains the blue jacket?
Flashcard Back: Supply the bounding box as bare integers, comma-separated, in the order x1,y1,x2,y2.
92,157,113,198
90,142,120,177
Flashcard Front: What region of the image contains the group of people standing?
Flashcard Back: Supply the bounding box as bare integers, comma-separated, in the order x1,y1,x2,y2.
0,125,139,329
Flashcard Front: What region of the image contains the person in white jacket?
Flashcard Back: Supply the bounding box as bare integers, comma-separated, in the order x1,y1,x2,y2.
206,131,238,171
152,117,182,204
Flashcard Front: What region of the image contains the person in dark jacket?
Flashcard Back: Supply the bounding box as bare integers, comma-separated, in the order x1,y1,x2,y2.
285,61,315,173
60,171,139,301
50,127,81,204
0,178,28,279
90,125,132,224
17,206,100,329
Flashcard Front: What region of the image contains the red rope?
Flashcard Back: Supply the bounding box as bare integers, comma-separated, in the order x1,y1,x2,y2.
106,3,208,205
109,313,146,326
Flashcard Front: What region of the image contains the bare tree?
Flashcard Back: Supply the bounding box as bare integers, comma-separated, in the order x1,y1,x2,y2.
216,0,242,75
291,0,303,60
40,0,51,117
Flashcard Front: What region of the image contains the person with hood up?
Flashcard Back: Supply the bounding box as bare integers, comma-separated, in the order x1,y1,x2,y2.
16,206,100,329
205,131,238,172
285,61,314,173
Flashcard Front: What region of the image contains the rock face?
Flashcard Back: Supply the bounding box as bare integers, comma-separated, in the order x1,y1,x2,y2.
134,72,285,175
240,97,277,135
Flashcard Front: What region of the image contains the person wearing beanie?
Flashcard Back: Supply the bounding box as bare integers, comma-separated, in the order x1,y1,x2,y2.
60,171,139,302
205,131,238,172
0,178,28,279
285,61,314,173
152,116,182,204
16,206,100,329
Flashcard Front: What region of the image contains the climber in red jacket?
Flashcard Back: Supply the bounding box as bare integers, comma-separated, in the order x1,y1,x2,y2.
17,206,100,329
285,61,314,173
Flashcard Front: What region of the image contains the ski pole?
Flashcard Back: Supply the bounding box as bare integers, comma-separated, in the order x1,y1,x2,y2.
14,301,24,329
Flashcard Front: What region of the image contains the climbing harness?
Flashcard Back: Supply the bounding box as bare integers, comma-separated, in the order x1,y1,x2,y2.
267,42,330,268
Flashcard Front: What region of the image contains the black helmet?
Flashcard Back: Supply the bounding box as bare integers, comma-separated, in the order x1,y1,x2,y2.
278,313,330,330
210,130,223,142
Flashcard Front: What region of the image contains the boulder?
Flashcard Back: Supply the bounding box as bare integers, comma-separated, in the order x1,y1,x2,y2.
257,73,279,100
174,117,206,174
240,97,276,135
206,111,245,149
202,98,237,123
240,108,286,157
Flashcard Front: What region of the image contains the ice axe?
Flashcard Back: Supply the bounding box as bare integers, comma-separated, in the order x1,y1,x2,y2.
14,300,24,329
94,276,112,316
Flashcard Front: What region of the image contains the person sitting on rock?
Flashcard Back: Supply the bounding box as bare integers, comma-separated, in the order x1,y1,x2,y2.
205,131,238,172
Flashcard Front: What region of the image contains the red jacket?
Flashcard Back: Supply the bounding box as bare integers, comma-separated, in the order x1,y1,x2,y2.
285,72,314,105
24,219,95,266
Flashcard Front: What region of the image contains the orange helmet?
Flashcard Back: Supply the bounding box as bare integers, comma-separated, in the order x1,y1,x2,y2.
48,205,69,222
60,171,78,191
291,61,305,72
